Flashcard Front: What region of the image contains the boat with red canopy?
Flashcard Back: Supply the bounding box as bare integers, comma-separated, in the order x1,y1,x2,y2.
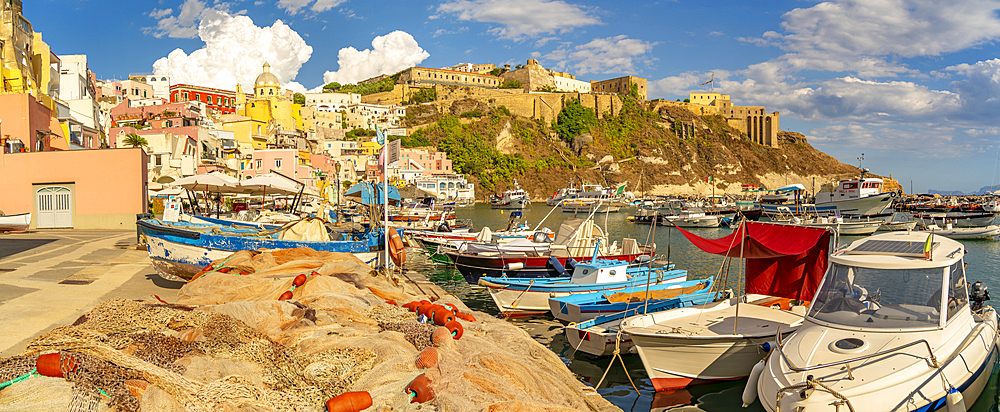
621,221,833,391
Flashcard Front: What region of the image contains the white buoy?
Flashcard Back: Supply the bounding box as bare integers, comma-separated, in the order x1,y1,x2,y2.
947,387,966,412
742,360,766,407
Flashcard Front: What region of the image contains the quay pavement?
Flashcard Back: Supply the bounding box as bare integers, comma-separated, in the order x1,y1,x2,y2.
0,229,184,357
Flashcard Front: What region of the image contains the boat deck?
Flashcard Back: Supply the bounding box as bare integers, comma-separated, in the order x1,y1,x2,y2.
631,302,804,338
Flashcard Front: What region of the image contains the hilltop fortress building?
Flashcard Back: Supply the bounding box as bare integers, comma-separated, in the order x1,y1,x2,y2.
685,92,780,147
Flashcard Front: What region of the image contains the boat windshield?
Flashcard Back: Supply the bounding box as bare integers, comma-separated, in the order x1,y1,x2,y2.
808,263,944,329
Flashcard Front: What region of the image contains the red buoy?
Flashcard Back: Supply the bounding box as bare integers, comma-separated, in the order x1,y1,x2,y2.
36,353,75,378
443,303,460,314
325,391,373,412
456,313,476,322
292,274,307,287
431,327,453,347
433,310,454,326
278,290,293,301
406,374,435,403
445,320,464,340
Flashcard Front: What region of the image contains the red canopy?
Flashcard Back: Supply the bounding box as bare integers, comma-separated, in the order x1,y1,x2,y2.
676,222,830,301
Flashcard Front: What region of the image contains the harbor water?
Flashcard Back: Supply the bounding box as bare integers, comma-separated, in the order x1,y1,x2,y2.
407,204,1000,411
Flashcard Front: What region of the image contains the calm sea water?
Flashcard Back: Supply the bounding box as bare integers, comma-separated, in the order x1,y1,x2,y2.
407,204,1000,411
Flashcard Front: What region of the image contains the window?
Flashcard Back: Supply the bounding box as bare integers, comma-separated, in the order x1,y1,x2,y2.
275,158,283,169
183,92,188,100
256,160,262,169
154,154,162,167
194,93,199,101
947,262,969,321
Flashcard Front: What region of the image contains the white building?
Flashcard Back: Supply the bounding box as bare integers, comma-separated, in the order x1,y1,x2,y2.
345,103,406,131
302,92,361,112
412,174,475,201
57,54,101,147
552,76,591,93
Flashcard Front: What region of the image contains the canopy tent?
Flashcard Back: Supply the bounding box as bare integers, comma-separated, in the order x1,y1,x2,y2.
676,222,831,301
240,174,301,196
345,182,401,206
170,173,245,193
149,187,184,198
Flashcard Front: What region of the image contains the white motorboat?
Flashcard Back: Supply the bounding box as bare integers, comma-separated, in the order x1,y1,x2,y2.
490,180,531,209
754,231,998,412
664,211,721,228
621,222,832,391
917,224,1000,240
801,216,881,235
814,172,899,216
915,212,997,228
0,212,31,232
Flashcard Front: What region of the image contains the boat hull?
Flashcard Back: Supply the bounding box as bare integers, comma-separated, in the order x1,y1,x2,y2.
490,198,529,209
917,225,1000,239
449,252,653,284
632,333,793,390
480,270,687,317
566,324,632,357
0,213,30,232
814,190,898,216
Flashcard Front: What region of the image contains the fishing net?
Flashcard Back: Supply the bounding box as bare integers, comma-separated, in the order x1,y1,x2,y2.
0,248,620,412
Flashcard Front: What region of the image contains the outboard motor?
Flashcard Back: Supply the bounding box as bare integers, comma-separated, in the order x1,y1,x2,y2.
970,281,990,311
436,221,451,233
532,231,551,243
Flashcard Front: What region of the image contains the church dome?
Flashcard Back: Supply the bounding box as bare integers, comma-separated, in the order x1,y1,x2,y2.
254,62,280,88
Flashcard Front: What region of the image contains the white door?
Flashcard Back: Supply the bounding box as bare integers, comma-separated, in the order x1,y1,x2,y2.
36,186,73,228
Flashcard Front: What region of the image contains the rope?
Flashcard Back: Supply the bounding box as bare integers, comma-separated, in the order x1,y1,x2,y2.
0,368,37,390
775,376,856,412
508,280,535,313
594,329,640,393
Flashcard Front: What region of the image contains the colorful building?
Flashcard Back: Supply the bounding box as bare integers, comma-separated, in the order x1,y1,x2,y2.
171,84,241,115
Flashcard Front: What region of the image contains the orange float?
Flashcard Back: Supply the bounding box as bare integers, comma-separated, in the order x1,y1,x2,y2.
433,310,454,326
325,391,373,412
456,313,476,322
406,374,434,403
431,327,453,347
445,320,464,340
36,353,75,378
415,347,439,369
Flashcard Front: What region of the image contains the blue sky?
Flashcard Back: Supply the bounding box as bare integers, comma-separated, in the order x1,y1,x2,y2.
31,0,1000,193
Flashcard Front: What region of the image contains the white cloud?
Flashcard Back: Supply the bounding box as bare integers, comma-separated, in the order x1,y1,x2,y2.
435,0,600,41
144,0,224,39
321,31,429,85
544,35,656,75
152,11,313,92
945,59,1000,120
277,0,347,15
149,8,173,19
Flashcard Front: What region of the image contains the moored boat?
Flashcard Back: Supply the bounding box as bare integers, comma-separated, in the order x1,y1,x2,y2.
621,222,830,391
479,250,687,317
754,230,999,412
0,212,31,232
549,277,713,324
489,180,531,209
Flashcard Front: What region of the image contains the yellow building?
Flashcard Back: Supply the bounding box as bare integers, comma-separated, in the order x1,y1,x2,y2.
238,62,298,133
360,140,382,156
221,114,268,151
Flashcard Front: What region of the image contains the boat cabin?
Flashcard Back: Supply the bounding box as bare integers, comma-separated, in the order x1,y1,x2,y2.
808,231,968,330
570,258,630,284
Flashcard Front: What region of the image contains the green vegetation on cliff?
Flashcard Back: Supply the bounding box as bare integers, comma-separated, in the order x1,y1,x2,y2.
552,98,597,144
328,74,400,95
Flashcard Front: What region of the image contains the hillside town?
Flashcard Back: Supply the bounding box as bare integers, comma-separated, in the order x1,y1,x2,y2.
0,1,786,230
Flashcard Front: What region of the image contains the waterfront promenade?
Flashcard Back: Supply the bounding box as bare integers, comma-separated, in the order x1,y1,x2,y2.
0,230,182,357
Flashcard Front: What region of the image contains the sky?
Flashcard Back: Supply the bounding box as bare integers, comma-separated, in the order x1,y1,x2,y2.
29,0,1000,193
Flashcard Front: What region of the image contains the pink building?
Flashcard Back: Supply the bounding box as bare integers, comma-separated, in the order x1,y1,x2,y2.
108,102,204,148
0,148,148,229
0,93,67,153
242,149,316,187
397,148,453,176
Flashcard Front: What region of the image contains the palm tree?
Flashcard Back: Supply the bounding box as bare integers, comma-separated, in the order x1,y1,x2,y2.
123,133,148,148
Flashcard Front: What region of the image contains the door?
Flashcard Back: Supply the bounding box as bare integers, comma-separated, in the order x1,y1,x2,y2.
36,186,72,228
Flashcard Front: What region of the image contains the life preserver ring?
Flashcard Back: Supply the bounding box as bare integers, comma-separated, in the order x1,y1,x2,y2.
389,227,406,266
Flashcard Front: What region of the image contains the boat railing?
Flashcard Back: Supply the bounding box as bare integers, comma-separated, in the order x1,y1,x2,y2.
774,326,941,373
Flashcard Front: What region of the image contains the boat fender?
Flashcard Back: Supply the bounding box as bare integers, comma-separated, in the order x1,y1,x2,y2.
946,387,966,412
742,359,766,407
504,262,524,271
325,391,373,412
566,258,578,273
759,342,773,352
547,256,567,276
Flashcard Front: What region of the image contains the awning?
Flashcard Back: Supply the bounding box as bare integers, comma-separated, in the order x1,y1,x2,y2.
676,222,831,301
345,182,400,205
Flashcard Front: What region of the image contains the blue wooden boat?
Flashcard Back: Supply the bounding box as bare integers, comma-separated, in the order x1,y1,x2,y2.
548,277,714,324
138,219,385,282
478,252,687,317
564,288,716,357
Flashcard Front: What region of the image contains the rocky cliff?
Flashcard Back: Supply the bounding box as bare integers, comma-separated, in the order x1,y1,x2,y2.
400,99,895,200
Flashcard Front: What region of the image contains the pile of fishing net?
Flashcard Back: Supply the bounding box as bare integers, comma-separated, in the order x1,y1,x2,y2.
0,247,618,412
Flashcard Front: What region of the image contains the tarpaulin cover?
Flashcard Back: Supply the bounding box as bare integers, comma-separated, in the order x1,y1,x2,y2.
676,222,830,301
